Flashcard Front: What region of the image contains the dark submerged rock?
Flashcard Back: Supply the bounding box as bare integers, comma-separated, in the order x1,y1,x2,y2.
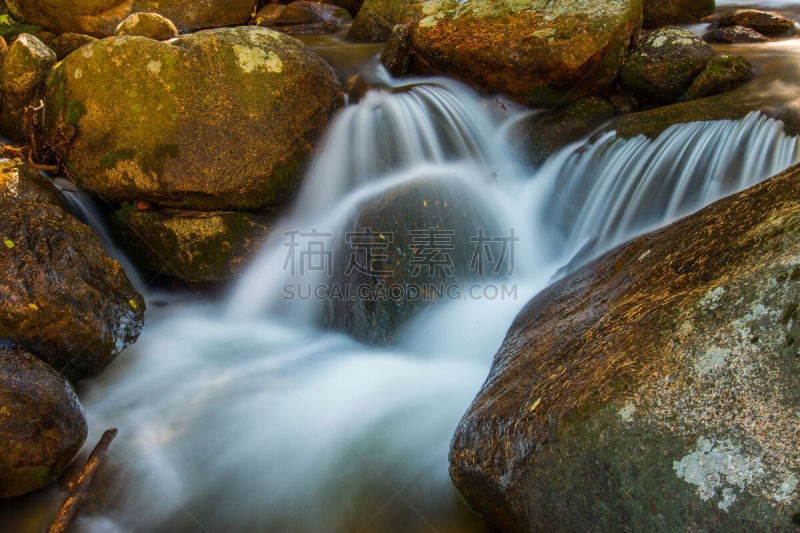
718,9,796,37
703,25,769,43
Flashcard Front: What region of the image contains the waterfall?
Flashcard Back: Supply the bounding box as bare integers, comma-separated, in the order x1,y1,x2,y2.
71,73,800,533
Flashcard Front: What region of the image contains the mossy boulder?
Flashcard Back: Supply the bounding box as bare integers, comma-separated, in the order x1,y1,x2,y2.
114,12,178,41
44,27,344,211
621,27,715,104
513,97,616,166
386,0,643,107
703,25,769,43
327,177,501,344
0,33,55,142
643,0,714,28
111,207,274,282
0,160,145,382
686,54,754,101
5,0,258,37
718,9,795,37
347,0,430,41
450,162,800,532
255,1,350,35
0,347,87,498
49,33,97,60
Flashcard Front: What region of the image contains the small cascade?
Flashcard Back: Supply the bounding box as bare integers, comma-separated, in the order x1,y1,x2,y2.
534,111,800,263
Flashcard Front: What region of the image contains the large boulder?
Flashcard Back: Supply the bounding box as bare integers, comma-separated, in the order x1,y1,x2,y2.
621,27,715,104
450,163,800,532
718,9,796,37
0,347,87,497
44,27,344,211
686,54,754,101
326,177,502,344
384,0,643,107
113,12,178,41
0,160,145,381
347,0,424,41
5,0,258,37
643,0,714,28
110,207,274,281
0,33,56,142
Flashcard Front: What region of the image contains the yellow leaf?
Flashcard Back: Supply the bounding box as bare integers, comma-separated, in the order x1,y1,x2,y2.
128,299,138,310
3,240,13,249
528,398,542,413
27,303,38,311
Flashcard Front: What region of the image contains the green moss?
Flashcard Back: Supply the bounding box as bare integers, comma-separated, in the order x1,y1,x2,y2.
0,13,41,41
99,148,139,169
66,99,86,124
782,302,798,326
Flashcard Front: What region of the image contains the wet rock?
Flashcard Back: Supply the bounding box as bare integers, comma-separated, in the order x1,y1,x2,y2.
5,0,258,37
326,0,365,16
44,26,344,211
513,97,616,166
686,54,754,100
255,1,350,35
347,0,426,41
0,36,7,70
703,25,769,43
327,177,501,344
384,0,643,107
0,347,87,497
111,207,274,282
0,160,145,381
718,9,795,37
644,0,715,28
49,33,97,60
0,33,55,142
621,27,715,104
114,12,178,41
450,162,800,532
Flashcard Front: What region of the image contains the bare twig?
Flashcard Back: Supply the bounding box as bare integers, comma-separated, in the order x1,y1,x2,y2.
47,428,118,533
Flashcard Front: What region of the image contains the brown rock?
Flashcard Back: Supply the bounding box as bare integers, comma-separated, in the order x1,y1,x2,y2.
48,32,98,60
114,12,178,41
703,25,769,43
718,9,795,37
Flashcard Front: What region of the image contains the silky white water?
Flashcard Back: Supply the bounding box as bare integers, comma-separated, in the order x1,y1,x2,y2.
67,72,800,533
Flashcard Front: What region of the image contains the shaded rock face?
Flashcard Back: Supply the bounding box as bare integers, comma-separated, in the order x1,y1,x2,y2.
513,97,616,166
387,0,643,107
326,178,501,344
0,160,145,381
0,347,87,497
347,0,424,41
703,25,769,43
44,27,344,211
686,54,754,100
643,0,714,28
718,9,796,37
255,1,350,35
5,0,258,37
326,0,365,16
0,33,56,142
49,33,97,60
114,12,178,41
450,163,800,532
621,27,715,104
111,207,274,282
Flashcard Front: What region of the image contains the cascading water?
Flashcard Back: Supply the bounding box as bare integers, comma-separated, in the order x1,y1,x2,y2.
36,68,799,533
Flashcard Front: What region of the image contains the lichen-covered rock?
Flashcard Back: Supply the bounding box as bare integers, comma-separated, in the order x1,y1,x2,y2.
513,97,616,166
450,162,800,532
5,0,258,37
644,0,714,28
114,12,178,41
0,347,87,497
387,0,643,107
703,25,769,43
44,27,344,211
0,33,55,142
718,9,795,37
255,1,350,35
347,0,420,41
686,54,754,100
111,207,274,281
621,27,715,103
0,160,145,381
327,177,501,344
49,32,97,60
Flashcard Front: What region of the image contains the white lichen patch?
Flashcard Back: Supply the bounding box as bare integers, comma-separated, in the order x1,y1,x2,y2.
694,348,729,375
233,45,283,74
673,437,765,511
699,285,724,310
81,46,94,58
73,68,82,79
147,60,162,74
618,400,636,422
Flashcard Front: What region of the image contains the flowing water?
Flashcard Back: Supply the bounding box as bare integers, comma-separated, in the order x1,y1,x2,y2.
4,22,800,533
